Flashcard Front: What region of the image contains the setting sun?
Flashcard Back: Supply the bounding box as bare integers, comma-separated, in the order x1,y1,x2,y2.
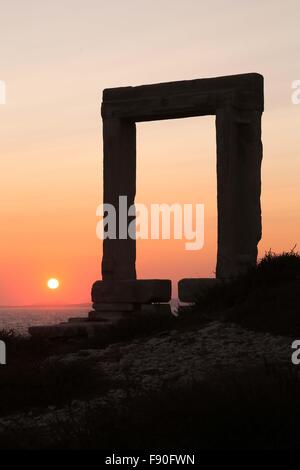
47,278,59,290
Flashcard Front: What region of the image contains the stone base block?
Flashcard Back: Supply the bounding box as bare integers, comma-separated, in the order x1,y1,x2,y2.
29,317,120,339
88,310,125,321
89,302,172,321
29,302,173,338
92,302,135,312
29,322,102,339
68,317,90,323
140,304,172,315
92,279,171,303
178,278,221,303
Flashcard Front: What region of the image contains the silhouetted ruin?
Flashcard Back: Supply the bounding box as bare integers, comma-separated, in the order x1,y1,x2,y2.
91,73,264,313
30,73,264,336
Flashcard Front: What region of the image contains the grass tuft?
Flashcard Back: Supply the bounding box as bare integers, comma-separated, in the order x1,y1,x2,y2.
187,250,300,335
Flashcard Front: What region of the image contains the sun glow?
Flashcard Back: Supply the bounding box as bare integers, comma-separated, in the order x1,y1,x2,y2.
47,278,59,290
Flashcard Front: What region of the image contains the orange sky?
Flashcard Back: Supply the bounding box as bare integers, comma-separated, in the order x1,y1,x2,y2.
0,1,299,305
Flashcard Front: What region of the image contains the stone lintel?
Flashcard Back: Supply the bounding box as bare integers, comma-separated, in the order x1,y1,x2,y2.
92,279,171,303
102,73,264,121
178,278,221,303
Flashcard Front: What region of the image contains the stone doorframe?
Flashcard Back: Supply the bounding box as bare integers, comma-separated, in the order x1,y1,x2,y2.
91,73,263,312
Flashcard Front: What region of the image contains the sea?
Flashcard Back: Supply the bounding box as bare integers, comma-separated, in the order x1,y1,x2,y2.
0,301,180,336
0,306,89,336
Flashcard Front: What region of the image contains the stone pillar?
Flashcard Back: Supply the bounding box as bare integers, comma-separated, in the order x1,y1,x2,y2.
91,116,172,319
101,117,137,280
215,107,263,278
